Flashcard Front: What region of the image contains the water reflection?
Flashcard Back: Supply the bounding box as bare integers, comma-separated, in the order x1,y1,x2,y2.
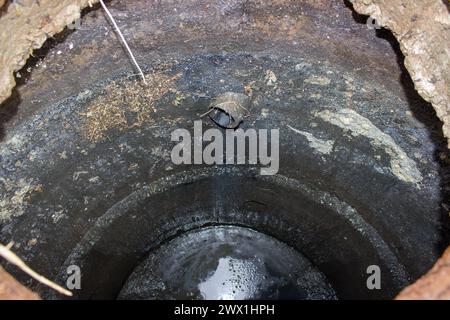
119,225,337,300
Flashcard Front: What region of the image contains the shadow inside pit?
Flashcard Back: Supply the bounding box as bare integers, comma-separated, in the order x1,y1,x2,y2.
374,22,450,259
0,32,69,142
443,0,450,13
0,3,101,143
345,0,450,261
0,89,20,141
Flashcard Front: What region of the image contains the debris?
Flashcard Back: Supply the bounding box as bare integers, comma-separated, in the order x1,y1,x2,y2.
265,70,277,86
58,151,68,159
244,84,253,95
0,243,72,296
172,92,186,107
79,71,179,141
88,176,101,184
202,92,250,129
73,171,88,181
0,178,42,222
304,75,331,86
27,239,37,247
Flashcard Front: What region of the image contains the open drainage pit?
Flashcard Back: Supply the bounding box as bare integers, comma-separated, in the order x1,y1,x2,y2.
0,0,449,300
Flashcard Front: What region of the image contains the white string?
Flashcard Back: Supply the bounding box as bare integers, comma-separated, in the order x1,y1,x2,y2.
99,0,147,84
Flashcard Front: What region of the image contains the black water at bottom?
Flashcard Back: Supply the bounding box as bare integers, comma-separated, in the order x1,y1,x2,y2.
118,225,337,300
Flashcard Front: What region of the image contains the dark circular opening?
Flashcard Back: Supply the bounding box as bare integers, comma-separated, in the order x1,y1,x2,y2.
45,171,416,299
118,225,336,300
